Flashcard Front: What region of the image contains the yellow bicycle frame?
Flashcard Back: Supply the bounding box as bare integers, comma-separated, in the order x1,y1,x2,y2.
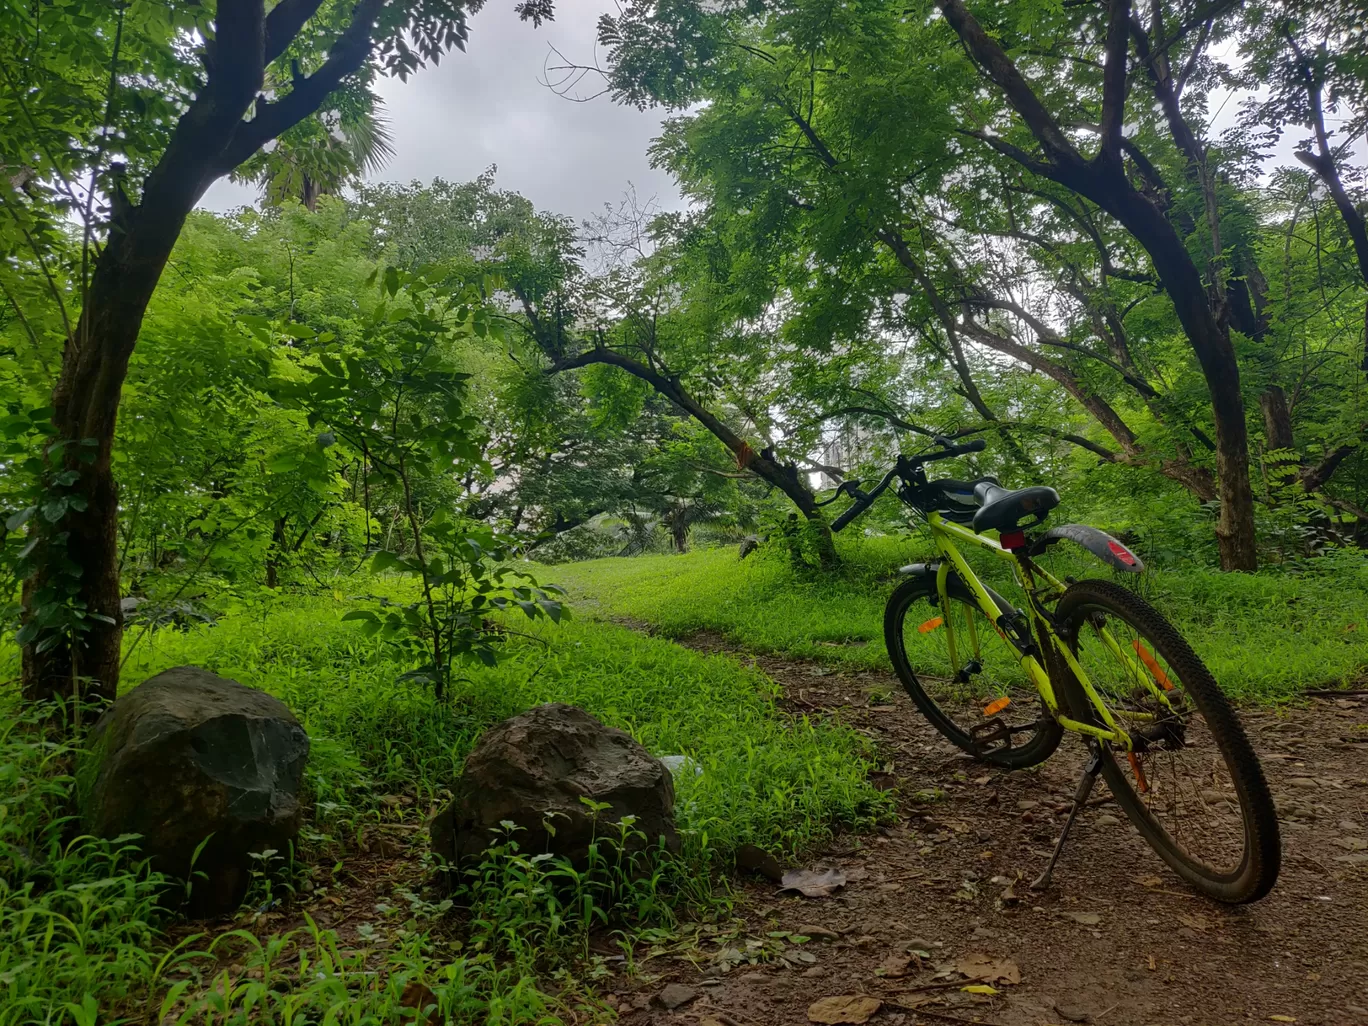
925,512,1176,751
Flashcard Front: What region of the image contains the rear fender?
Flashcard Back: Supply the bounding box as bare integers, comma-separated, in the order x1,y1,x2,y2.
1026,524,1144,573
897,562,938,579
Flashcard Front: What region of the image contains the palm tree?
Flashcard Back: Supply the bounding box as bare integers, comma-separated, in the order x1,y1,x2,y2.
234,83,395,211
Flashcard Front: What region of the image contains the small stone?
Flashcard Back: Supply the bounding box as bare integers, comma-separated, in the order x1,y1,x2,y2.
904,937,933,952
656,984,698,1010
1339,820,1363,833
1016,799,1041,810
1200,790,1233,804
802,966,829,979
1054,1001,1093,1023
972,926,998,939
798,924,841,940
737,972,769,986
1094,814,1120,827
1288,777,1318,788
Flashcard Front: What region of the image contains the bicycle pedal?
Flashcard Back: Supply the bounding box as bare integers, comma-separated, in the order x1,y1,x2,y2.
968,716,1012,754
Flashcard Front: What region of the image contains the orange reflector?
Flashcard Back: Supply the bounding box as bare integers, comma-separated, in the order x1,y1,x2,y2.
983,697,1011,716
1132,640,1174,690
1127,752,1150,793
918,617,944,634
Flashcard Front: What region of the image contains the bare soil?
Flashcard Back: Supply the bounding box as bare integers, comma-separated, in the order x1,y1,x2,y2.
613,633,1368,1026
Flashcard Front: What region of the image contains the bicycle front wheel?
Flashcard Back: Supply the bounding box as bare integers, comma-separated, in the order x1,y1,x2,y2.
1055,579,1281,903
885,572,1062,769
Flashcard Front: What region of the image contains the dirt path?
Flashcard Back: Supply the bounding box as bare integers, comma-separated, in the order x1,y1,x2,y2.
616,634,1368,1026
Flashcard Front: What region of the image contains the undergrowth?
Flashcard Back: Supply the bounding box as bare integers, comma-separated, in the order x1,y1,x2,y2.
1,594,886,1024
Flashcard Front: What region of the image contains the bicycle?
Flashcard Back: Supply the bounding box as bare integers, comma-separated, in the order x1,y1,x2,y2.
823,438,1281,903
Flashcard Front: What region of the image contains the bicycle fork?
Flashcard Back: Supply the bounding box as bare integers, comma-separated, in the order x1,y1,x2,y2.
1030,743,1105,892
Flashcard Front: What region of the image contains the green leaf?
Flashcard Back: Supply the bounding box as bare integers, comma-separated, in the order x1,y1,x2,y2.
371,550,403,572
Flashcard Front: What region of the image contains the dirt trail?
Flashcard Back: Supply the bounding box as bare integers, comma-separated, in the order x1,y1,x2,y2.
617,634,1368,1026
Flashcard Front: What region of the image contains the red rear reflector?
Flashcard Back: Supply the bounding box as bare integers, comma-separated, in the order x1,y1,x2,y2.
1107,540,1138,565
999,530,1027,549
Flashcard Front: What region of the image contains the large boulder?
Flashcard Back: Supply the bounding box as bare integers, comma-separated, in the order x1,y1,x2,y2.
431,703,678,872
80,666,309,917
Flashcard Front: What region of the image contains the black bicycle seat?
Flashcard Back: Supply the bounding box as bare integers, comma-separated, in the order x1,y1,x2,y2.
972,481,1060,533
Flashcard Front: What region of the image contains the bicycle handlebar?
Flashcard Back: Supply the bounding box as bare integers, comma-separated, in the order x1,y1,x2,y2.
829,438,986,532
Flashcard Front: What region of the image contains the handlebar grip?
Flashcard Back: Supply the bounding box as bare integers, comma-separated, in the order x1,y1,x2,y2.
831,501,867,532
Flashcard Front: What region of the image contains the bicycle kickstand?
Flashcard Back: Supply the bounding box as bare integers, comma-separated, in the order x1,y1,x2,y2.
1030,744,1105,892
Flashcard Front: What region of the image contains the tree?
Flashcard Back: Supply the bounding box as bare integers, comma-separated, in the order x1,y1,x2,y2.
235,92,396,211
3,0,555,705
592,0,1368,568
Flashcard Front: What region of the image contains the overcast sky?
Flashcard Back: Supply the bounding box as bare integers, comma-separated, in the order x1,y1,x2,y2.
198,1,684,224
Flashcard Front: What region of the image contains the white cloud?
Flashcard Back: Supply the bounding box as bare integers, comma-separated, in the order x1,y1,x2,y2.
199,1,683,223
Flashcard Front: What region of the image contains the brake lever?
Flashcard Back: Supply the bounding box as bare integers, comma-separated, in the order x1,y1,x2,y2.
813,478,862,508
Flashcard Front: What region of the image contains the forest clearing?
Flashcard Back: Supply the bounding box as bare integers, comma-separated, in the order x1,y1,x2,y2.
4,0,1368,1024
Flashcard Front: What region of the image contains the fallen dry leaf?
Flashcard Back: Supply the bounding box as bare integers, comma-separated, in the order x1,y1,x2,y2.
1146,954,1157,971
807,995,883,1024
875,952,914,978
399,981,440,1026
781,867,848,898
955,952,1022,985
962,984,999,996
1131,874,1163,888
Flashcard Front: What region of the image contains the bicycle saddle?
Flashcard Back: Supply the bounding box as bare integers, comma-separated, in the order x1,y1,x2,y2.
972,480,1060,534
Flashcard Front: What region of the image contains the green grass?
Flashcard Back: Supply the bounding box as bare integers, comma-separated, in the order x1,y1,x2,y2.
1,591,886,1024
552,538,1368,702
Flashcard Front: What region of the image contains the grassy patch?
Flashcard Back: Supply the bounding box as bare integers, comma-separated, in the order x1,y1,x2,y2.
552,539,1368,702
2,594,884,1023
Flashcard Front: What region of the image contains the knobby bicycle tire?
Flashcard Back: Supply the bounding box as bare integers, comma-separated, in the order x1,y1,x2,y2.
1054,579,1281,903
884,572,1063,769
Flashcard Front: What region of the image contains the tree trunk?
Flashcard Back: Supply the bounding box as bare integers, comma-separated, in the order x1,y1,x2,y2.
266,516,289,588
669,510,689,553
20,7,272,705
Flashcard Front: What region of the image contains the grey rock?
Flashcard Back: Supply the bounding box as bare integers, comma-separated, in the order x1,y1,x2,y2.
81,666,308,918
430,703,678,872
1094,814,1121,827
656,984,698,1010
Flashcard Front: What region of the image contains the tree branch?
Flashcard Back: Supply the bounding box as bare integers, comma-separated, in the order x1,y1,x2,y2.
265,0,328,64
937,0,1085,170
216,0,386,175
1099,0,1132,164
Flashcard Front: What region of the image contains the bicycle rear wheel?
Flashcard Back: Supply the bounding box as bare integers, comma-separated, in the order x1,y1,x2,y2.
1054,579,1281,903
884,572,1062,769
